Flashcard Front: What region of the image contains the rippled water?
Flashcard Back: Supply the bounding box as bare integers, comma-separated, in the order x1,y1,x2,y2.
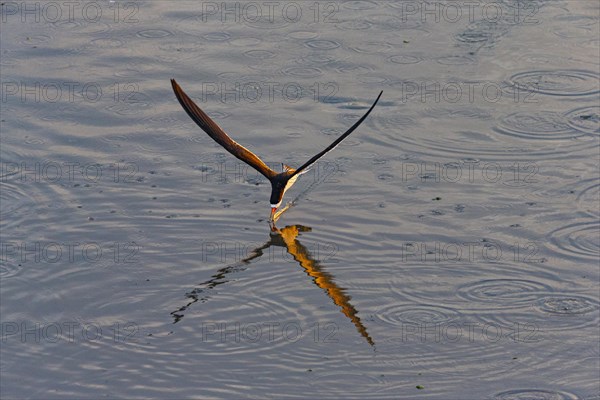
1,1,598,399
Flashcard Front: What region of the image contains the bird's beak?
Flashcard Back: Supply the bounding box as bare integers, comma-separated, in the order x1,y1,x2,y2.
270,207,277,221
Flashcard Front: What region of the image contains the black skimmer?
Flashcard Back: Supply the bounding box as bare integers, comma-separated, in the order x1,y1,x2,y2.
171,79,383,221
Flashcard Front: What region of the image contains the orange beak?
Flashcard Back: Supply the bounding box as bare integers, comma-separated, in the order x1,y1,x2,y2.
270,207,277,221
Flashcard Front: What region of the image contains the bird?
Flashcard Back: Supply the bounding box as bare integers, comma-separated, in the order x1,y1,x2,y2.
171,79,382,221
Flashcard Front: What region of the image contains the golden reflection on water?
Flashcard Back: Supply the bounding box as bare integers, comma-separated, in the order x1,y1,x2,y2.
172,224,374,346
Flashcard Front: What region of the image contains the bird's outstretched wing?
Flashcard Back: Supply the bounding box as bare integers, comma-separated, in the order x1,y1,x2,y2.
171,79,277,179
292,91,383,177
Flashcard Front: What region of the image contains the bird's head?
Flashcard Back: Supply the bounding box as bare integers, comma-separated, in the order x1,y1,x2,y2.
269,172,297,221
269,186,285,221
269,200,282,221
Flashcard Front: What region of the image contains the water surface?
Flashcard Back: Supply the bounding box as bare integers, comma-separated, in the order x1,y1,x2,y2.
1,1,599,399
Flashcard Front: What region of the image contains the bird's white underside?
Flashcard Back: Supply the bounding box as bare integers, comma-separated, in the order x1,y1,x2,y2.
270,172,301,209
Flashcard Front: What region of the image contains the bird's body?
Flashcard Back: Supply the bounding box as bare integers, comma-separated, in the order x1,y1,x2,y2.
171,79,382,221
269,165,299,208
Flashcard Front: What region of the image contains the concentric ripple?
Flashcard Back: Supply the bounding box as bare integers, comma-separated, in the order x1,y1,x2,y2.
0,182,36,227
565,106,600,135
547,221,600,262
335,20,372,30
455,20,509,51
493,111,584,140
89,37,124,48
304,39,341,50
462,289,600,333
535,177,600,218
136,29,173,38
287,31,319,40
375,303,460,327
202,31,231,41
536,295,599,316
367,309,527,381
351,42,393,54
244,49,276,59
492,388,580,400
388,55,423,65
365,110,594,161
456,30,494,44
436,55,476,65
142,114,181,128
206,110,230,120
575,178,600,217
281,66,323,78
554,13,599,26
105,92,152,116
365,14,415,30
507,70,600,97
132,133,182,154
307,373,390,399
299,54,336,65
242,16,290,30
177,296,301,356
51,20,112,34
456,279,553,307
342,0,378,10
356,74,389,84
0,259,24,279
229,37,262,47
20,34,52,45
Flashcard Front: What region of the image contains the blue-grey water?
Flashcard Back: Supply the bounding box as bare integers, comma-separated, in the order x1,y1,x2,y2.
1,1,599,399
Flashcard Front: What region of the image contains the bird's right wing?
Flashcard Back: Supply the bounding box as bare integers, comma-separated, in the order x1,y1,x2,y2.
292,90,383,177
171,79,276,180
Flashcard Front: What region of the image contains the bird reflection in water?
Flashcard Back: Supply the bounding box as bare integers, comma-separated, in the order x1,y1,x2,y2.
171,223,374,346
